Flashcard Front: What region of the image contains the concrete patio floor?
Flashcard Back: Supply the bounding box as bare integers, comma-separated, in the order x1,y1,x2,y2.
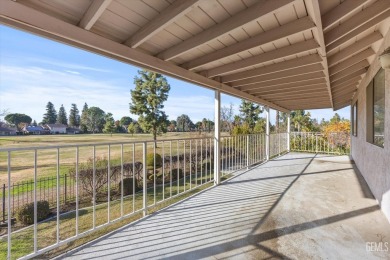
59,152,390,259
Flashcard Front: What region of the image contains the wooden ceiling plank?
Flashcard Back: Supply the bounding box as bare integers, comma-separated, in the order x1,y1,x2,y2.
329,48,374,75
325,0,390,46
258,85,327,96
157,0,294,61
181,16,316,70
330,61,369,82
206,39,319,77
125,0,201,48
331,68,366,86
328,32,383,67
326,9,390,53
322,0,368,31
332,75,362,88
221,55,322,83
247,79,326,94
234,70,325,88
0,0,290,113
79,0,112,30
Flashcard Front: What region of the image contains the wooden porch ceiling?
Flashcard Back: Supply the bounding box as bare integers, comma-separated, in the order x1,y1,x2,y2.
1,0,389,111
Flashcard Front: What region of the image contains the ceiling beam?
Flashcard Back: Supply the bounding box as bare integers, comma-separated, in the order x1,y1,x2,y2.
332,75,362,89
330,60,369,82
181,16,316,70
324,0,390,46
0,0,289,113
271,93,329,101
322,0,367,31
331,68,366,87
263,90,329,100
79,0,112,30
258,84,327,96
233,70,324,88
230,63,323,87
125,0,201,48
304,0,333,109
328,32,382,67
326,9,390,53
220,55,322,83
205,39,319,77
329,48,374,75
247,79,326,94
332,82,359,93
157,0,294,61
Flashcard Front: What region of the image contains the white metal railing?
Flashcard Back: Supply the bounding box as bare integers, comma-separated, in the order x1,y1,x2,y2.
0,133,288,259
290,132,350,155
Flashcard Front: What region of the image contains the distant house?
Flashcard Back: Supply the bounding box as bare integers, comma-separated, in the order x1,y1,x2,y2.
45,124,67,134
23,126,48,135
0,126,17,136
66,127,80,134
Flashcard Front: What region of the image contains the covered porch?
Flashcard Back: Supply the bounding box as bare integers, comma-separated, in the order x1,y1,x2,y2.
59,152,390,259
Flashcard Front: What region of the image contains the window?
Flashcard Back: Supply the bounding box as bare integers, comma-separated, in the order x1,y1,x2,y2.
366,69,385,147
352,101,357,136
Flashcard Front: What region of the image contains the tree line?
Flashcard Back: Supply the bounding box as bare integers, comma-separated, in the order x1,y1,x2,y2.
1,69,349,136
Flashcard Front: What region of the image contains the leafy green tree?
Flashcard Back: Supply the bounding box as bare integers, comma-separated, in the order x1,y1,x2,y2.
69,103,80,127
290,110,314,132
57,104,68,125
253,118,266,133
130,70,170,141
80,103,89,133
201,118,214,132
85,107,105,133
176,114,193,132
42,102,57,124
120,116,133,127
103,113,115,135
127,122,142,136
330,113,341,124
239,100,262,130
168,120,176,132
4,113,32,131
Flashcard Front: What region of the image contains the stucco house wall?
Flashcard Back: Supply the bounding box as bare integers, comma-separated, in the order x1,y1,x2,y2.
351,29,390,223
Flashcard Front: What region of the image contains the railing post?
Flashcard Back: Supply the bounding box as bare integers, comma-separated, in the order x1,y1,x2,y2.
2,183,5,223
265,106,270,161
214,90,221,185
315,133,318,153
287,113,291,152
142,142,148,217
246,135,249,169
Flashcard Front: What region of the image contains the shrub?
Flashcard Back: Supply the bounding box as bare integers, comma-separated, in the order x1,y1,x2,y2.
119,177,139,196
146,153,162,170
17,200,50,225
169,168,184,179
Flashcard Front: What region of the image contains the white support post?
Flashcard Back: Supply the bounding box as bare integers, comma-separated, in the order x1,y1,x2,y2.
287,113,291,152
142,142,148,216
265,106,270,161
214,90,221,185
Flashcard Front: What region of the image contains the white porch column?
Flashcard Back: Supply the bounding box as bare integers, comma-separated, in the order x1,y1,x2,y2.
265,106,270,161
214,90,221,185
287,112,291,152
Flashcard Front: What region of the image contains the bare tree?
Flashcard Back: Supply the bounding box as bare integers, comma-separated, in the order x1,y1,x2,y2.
221,103,234,134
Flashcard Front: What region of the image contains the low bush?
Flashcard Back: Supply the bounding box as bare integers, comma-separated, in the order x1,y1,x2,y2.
146,153,162,170
119,177,139,196
169,168,184,179
17,200,50,225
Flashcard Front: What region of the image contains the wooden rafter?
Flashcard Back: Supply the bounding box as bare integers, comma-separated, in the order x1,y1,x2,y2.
156,0,295,61
330,60,369,82
125,0,201,48
329,48,374,75
322,0,367,31
221,55,322,83
181,16,316,70
79,0,112,30
205,39,319,77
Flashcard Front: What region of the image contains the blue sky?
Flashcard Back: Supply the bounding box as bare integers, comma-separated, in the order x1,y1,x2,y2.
0,25,350,124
